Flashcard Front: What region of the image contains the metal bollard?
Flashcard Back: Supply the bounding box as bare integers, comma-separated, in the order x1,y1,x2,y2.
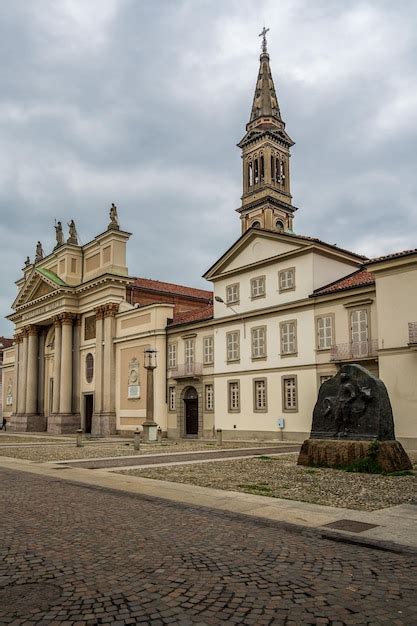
133,428,141,451
157,426,162,443
216,428,223,446
76,429,84,448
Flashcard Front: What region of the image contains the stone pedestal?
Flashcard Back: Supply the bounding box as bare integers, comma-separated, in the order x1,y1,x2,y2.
47,414,81,435
297,439,412,473
8,414,47,432
142,422,158,443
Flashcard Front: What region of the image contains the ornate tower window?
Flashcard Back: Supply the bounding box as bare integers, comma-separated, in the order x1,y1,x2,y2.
248,161,253,187
276,220,285,231
260,155,265,182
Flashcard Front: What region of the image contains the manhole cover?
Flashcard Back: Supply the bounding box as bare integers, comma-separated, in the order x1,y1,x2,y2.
322,519,379,533
0,582,62,613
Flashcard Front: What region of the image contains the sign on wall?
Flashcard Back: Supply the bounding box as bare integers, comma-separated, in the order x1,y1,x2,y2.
6,382,13,406
128,358,140,399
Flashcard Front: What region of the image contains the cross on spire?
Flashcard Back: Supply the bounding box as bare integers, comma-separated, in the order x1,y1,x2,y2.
259,26,269,54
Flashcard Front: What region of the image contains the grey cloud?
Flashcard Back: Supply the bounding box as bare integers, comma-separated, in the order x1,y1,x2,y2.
1,0,417,334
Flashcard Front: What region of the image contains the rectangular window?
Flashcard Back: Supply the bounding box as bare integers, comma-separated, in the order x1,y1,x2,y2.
168,343,177,369
251,326,267,359
282,376,297,411
84,314,96,341
168,386,176,411
228,381,240,412
226,283,240,305
184,338,195,374
205,384,214,411
254,379,267,412
280,321,297,355
317,316,333,350
278,267,295,292
203,336,214,365
250,275,266,299
226,331,240,362
350,309,369,357
320,375,333,386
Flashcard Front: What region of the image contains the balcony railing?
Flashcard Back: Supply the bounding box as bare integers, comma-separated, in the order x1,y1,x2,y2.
330,339,378,361
408,322,417,345
170,362,203,379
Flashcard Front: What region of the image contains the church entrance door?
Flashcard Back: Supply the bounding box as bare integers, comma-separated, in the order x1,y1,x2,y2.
184,387,198,436
84,394,94,434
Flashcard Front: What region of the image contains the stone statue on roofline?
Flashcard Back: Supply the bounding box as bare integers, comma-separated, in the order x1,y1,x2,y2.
108,203,120,230
24,256,31,267
67,220,78,245
54,221,64,248
35,241,44,263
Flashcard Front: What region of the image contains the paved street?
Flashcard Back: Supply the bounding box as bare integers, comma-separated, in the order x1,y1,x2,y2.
1,468,416,625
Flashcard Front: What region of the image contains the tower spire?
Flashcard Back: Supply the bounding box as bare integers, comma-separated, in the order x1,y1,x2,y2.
236,32,296,235
249,27,281,126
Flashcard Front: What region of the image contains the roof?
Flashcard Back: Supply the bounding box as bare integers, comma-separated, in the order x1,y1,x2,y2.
0,337,14,349
366,248,417,265
36,267,67,286
170,304,214,327
131,277,213,302
313,269,375,297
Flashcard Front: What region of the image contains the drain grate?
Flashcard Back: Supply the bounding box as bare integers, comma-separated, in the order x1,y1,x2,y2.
322,519,379,533
0,582,62,614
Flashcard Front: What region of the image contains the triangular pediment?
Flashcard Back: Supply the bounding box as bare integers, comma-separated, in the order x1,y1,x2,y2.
203,229,309,280
13,269,68,309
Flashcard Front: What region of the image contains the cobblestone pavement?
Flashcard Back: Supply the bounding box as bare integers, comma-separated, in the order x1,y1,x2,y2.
61,446,299,469
1,469,416,625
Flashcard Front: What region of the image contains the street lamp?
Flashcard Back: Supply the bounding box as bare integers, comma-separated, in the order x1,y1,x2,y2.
142,348,158,442
215,296,246,338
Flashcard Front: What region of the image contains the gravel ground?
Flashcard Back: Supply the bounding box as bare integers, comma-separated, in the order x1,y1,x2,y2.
120,452,417,511
0,434,67,443
0,440,278,463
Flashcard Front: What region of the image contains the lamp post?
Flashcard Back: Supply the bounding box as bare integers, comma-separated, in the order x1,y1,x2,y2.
215,296,246,338
142,348,158,442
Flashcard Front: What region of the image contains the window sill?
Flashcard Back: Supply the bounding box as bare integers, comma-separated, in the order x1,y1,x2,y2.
250,294,266,300
226,359,240,364
254,409,268,413
280,352,298,358
282,408,298,413
251,356,267,361
278,287,295,294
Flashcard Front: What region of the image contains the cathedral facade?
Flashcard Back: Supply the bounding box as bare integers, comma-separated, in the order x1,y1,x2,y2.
2,40,417,448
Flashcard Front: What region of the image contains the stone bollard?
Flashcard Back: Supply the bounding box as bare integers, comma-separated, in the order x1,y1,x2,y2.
157,426,162,443
76,429,84,448
216,428,223,446
133,428,141,451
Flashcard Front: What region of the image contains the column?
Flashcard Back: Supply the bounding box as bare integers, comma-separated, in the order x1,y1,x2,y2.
102,304,118,416
12,334,22,414
52,317,62,414
72,315,81,415
26,325,39,415
37,330,45,416
59,313,74,415
18,329,29,415
93,306,104,416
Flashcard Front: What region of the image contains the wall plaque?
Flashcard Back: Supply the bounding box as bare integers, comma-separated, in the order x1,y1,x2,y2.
128,358,140,399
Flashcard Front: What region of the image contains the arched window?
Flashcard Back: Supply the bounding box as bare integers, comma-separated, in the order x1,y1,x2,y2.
276,220,285,232
260,155,265,182
270,155,275,183
251,220,261,228
86,353,94,383
280,159,286,185
248,162,253,187
254,159,259,184
275,157,280,183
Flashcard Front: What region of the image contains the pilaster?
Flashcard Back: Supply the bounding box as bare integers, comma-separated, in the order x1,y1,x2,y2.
52,316,62,415
26,325,39,415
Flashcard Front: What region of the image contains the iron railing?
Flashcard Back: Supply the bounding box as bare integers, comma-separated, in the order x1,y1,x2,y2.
330,339,378,361
170,362,203,379
409,322,417,345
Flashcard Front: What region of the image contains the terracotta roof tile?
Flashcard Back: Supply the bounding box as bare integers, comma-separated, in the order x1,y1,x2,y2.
132,277,213,301
313,269,375,296
0,337,14,348
170,304,214,326
367,248,417,264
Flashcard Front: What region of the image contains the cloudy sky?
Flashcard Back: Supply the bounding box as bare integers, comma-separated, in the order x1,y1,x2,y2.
1,0,417,335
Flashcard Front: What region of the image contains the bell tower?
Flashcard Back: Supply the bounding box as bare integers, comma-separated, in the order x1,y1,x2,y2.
237,29,296,234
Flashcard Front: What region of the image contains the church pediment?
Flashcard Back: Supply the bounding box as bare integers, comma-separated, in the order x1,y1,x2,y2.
12,268,68,309
203,229,307,280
